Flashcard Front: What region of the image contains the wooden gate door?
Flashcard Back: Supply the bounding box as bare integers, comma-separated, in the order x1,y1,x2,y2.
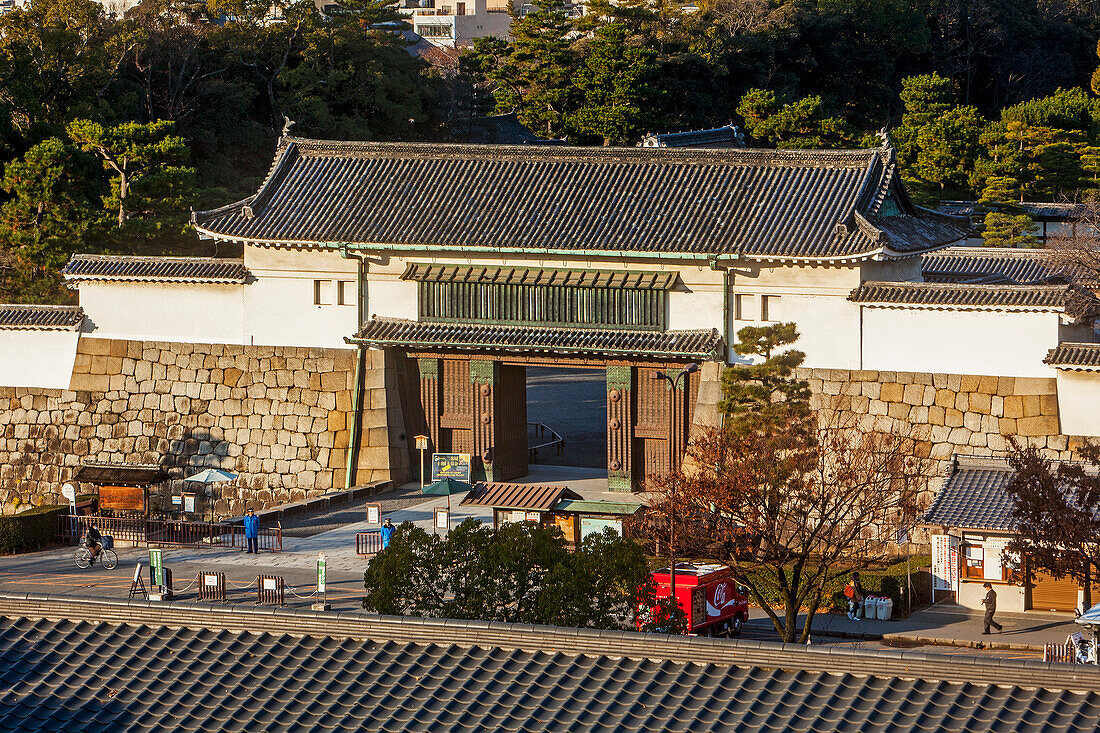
491,364,528,481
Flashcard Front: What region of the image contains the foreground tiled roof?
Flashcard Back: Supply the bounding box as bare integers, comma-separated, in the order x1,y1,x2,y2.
921,247,1065,285
402,263,678,290
461,483,582,511
62,254,249,283
921,457,1018,531
2,597,1100,732
1046,342,1100,371
352,318,725,359
0,305,83,331
849,281,1095,314
192,138,968,261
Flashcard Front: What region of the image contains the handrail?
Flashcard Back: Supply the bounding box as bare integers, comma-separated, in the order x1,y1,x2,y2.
528,421,564,462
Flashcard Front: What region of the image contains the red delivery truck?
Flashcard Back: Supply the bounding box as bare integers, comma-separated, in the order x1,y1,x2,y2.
646,562,749,637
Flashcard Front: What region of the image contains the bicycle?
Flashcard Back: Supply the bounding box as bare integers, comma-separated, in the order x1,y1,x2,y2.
74,539,117,570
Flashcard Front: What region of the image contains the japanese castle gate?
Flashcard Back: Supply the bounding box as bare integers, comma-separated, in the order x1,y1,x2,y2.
191,137,965,492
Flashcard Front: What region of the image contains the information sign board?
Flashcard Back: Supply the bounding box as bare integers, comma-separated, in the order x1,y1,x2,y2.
931,534,959,592
431,453,472,483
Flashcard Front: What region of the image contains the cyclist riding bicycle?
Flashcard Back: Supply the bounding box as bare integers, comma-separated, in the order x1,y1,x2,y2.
84,525,103,565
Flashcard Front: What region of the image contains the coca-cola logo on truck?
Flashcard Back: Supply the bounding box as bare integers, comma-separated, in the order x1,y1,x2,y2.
707,581,737,619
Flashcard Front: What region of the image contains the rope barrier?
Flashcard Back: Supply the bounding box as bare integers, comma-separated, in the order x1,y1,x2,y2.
227,578,258,590
286,585,319,600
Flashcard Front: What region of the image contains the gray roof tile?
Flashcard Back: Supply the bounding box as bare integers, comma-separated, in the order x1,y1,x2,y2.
402,263,678,290
62,254,249,283
849,281,1095,313
353,318,724,359
192,139,968,261
2,614,1099,732
1045,342,1100,370
921,247,1065,285
921,457,1018,531
0,304,83,331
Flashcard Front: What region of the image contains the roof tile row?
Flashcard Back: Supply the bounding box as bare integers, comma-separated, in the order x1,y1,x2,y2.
62,254,249,283
0,304,83,331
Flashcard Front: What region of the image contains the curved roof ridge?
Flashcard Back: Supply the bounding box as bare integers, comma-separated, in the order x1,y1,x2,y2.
278,135,882,167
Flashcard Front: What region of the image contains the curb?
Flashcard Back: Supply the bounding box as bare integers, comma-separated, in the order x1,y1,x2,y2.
881,632,1044,653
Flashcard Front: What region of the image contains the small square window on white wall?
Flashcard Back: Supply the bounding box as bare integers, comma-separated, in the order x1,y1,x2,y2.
762,295,781,322
735,294,755,321
337,280,356,306
314,280,333,306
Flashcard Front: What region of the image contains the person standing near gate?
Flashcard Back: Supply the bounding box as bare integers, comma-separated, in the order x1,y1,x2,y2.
982,582,1002,634
380,518,395,550
244,508,259,554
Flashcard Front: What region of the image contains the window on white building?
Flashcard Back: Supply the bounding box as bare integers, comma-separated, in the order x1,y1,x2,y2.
314,280,333,306
735,294,755,321
762,295,781,322
337,280,356,306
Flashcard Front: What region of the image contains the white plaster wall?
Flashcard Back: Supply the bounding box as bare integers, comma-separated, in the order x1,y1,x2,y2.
0,330,80,389
958,579,1026,613
367,279,418,321
861,307,1061,378
78,282,245,345
1055,370,1100,436
244,245,359,349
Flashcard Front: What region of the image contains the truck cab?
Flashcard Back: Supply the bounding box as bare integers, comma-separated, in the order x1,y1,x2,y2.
649,562,749,637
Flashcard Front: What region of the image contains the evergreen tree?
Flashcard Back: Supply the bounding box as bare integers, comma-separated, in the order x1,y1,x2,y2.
894,73,955,167
736,89,851,149
913,104,985,196
979,176,1037,248
565,23,659,146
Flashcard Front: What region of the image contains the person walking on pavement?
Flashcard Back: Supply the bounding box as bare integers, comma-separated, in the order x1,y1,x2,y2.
243,508,259,554
380,518,395,550
845,572,865,621
982,582,1002,634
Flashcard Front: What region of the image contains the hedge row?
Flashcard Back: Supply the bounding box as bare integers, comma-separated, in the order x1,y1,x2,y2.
739,556,932,615
0,505,66,555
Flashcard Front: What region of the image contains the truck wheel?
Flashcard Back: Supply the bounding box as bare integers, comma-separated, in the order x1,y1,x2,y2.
730,615,744,637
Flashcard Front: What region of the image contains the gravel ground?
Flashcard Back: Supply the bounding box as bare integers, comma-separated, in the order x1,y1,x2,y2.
526,367,606,468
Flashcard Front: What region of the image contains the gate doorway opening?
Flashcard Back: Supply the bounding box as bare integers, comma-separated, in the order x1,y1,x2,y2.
526,367,607,469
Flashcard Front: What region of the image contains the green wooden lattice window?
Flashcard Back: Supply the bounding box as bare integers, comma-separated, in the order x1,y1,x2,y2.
418,282,667,330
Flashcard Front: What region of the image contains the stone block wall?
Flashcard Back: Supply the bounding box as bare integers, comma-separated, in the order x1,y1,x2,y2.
798,368,1078,464
0,338,409,516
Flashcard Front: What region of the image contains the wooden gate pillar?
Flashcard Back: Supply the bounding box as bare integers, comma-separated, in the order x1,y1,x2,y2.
668,368,691,474
469,359,498,482
606,364,634,492
417,358,441,456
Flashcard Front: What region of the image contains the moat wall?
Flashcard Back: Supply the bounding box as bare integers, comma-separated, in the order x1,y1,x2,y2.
0,338,409,516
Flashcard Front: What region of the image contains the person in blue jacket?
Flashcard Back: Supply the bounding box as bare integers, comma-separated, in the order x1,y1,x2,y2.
243,508,260,554
380,518,395,550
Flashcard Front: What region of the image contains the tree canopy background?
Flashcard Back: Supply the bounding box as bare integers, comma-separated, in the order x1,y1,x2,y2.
5,0,1100,301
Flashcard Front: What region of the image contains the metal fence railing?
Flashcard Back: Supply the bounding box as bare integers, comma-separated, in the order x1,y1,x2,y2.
356,531,382,555
59,514,282,552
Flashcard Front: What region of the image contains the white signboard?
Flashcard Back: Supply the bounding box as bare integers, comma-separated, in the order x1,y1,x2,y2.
183,494,196,513
366,504,381,525
931,534,960,591
984,537,1013,581
263,578,277,591
204,575,219,587
60,483,76,501
434,508,449,530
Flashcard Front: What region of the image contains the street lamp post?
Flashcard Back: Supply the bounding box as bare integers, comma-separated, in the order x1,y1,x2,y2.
652,363,699,623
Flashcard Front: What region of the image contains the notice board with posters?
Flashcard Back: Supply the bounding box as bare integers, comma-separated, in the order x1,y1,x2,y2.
99,485,146,515
931,534,960,591
431,453,472,482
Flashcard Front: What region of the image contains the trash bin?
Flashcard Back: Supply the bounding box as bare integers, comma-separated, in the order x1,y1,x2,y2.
863,596,879,620
879,597,893,621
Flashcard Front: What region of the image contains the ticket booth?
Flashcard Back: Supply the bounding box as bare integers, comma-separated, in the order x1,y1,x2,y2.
71,462,168,517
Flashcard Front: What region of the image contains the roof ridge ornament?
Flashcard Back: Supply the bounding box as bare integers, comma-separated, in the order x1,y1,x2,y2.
876,126,893,149
281,116,296,139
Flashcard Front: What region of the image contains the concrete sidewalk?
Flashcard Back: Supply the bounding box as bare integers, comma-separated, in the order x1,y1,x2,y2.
746,604,1081,651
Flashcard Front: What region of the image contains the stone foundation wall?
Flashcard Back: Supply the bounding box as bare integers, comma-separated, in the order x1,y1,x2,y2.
798,368,1079,464
0,338,408,516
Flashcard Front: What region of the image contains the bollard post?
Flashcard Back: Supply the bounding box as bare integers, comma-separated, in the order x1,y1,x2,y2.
257,575,285,605
198,571,227,602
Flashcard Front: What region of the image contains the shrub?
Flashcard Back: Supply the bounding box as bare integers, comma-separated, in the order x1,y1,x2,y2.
0,505,66,554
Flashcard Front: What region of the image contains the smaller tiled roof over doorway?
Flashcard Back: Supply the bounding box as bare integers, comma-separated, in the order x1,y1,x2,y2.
921,247,1066,285
351,318,725,360
401,263,678,290
849,281,1096,313
921,456,1018,531
0,305,83,331
461,483,582,512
